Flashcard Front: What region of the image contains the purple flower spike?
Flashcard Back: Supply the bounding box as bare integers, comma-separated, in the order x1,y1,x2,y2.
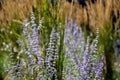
45,27,59,79
95,52,104,80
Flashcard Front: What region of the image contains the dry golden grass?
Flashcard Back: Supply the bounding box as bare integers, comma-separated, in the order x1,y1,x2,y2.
87,0,120,32
64,1,88,25
65,0,120,32
0,0,35,28
0,0,120,31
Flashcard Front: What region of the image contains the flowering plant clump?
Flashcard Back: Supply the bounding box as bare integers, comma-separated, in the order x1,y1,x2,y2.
63,18,104,80
7,12,104,80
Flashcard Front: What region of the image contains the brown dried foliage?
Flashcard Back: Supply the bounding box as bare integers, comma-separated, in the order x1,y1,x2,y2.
0,0,35,28
0,0,120,32
65,0,120,32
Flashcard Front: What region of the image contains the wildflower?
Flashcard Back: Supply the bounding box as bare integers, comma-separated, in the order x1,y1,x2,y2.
23,12,44,67
95,52,104,80
38,17,44,30
64,18,104,80
66,66,74,80
45,27,59,79
64,18,85,80
80,37,91,80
